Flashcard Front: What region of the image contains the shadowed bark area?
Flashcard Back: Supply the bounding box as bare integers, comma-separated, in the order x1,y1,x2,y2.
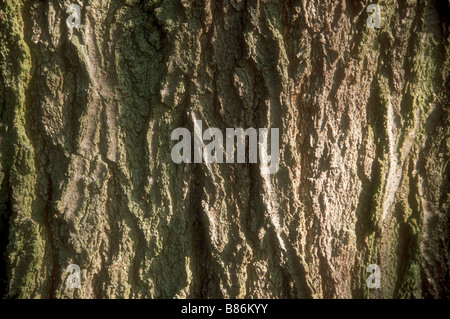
0,0,448,298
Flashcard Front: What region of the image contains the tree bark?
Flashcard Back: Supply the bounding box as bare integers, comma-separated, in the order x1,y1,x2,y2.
0,0,448,298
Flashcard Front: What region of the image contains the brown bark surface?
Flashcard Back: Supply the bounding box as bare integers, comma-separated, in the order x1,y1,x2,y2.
0,0,448,298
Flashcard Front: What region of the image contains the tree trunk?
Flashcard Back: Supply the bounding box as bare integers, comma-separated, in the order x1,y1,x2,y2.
0,0,448,299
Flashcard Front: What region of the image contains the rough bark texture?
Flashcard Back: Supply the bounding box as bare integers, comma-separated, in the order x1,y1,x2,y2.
0,0,448,299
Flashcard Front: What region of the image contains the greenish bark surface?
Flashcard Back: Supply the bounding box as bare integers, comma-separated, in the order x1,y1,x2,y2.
0,0,448,298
